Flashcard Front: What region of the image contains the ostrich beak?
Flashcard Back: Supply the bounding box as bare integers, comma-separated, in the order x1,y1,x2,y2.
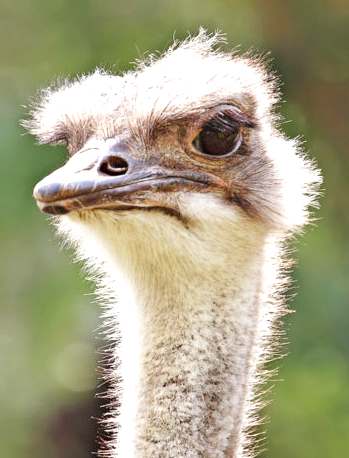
33,142,220,215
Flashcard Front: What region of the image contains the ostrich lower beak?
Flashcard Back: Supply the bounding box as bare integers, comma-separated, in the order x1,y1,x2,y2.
33,145,219,215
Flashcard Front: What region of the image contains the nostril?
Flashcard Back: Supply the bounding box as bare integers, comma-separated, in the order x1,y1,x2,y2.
99,156,129,176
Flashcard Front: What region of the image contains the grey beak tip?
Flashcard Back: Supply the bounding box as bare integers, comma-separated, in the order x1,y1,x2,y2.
33,181,62,202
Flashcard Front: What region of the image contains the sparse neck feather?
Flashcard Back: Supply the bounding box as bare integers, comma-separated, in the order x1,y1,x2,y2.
27,30,321,458
64,206,281,458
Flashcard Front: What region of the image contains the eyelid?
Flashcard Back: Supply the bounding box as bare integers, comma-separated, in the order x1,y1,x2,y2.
204,104,256,129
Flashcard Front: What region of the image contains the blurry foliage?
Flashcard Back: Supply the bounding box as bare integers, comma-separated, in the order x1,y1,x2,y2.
0,0,348,456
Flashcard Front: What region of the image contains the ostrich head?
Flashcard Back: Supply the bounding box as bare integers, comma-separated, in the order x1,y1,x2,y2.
28,34,316,241
25,32,320,457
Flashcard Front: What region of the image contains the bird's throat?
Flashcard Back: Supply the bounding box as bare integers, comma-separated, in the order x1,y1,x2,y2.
108,231,272,457
59,210,277,457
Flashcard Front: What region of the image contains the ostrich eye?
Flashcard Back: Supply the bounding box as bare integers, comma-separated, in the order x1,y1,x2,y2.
192,111,243,157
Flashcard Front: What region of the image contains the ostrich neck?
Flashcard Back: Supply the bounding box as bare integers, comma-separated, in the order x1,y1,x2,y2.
105,224,272,458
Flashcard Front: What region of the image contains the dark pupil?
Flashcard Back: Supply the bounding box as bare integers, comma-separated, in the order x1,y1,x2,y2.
198,127,239,156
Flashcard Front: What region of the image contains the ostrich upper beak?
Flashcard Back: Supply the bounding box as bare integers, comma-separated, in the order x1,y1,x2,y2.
33,141,220,215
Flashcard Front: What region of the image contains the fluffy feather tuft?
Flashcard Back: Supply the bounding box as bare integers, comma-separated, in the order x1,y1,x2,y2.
26,31,321,458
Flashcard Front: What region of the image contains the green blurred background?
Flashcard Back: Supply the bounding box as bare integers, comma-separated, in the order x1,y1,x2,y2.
1,1,348,457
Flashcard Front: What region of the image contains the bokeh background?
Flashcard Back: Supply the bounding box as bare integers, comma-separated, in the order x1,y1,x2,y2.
1,1,348,457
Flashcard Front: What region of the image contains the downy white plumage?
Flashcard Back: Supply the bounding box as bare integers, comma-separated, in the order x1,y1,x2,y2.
26,31,321,457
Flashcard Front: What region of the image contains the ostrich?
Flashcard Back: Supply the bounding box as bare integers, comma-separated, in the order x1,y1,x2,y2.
25,33,320,457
